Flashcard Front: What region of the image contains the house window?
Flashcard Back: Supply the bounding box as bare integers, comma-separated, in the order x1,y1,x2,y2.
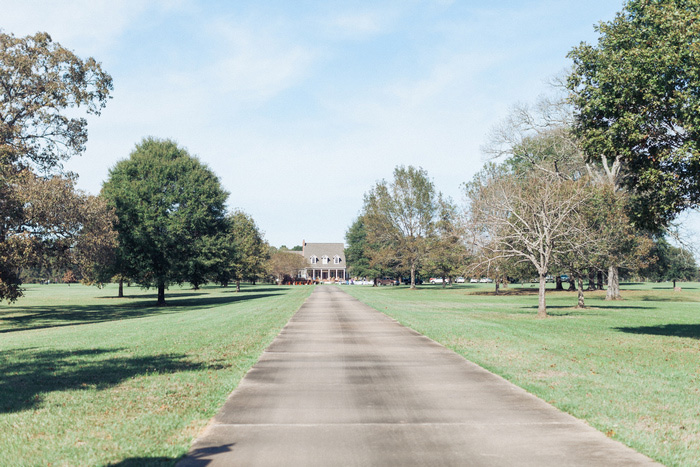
322,255,329,264
333,255,341,264
310,255,318,264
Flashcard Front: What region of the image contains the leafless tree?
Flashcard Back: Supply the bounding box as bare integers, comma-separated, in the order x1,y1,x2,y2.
465,165,592,317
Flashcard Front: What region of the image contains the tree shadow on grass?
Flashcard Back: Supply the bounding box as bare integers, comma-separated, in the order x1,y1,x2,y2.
511,306,605,317
0,292,281,334
0,347,228,414
96,292,205,300
470,288,543,296
107,444,234,466
107,458,179,467
614,324,700,339
520,304,655,316
634,294,698,302
221,286,293,294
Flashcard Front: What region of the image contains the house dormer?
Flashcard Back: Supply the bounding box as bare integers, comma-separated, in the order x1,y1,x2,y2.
310,255,318,264
333,255,341,264
321,255,330,264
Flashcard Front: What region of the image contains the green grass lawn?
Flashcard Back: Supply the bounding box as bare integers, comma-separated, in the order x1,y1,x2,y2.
0,283,313,466
343,281,700,467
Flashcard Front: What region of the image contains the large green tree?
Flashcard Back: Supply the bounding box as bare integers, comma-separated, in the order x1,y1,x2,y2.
102,138,229,305
363,166,440,289
568,0,700,230
345,215,385,284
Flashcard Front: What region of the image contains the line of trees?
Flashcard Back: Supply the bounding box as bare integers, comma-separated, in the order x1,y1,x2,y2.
0,31,275,305
100,137,271,305
346,0,700,318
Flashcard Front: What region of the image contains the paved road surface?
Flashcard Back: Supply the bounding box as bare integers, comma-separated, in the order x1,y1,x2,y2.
179,286,658,466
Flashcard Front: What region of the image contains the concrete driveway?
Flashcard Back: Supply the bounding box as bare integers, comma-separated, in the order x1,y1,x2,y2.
179,286,658,466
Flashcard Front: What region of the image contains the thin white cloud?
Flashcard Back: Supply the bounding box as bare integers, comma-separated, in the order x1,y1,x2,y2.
2,0,143,53
328,12,384,38
5,0,641,249
204,21,317,103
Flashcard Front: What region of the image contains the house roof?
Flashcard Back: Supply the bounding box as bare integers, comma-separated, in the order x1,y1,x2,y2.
303,242,345,266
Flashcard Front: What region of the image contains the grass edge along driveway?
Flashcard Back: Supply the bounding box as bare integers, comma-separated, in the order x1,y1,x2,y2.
343,282,700,467
0,283,313,467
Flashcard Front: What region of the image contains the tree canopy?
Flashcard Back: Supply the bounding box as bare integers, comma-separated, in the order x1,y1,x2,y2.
101,138,229,305
0,31,112,171
345,215,384,283
0,31,112,302
568,0,700,229
267,249,307,284
223,210,268,291
362,166,441,289
640,237,698,285
465,164,592,317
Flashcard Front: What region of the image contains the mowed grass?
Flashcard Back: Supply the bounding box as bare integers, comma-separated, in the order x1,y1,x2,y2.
0,283,313,466
343,281,700,467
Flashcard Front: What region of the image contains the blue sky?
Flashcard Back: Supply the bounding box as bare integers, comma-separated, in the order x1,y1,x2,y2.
5,0,697,249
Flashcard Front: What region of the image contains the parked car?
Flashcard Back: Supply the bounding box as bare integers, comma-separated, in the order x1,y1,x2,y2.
560,274,570,282
469,278,478,283
479,278,493,283
455,277,466,283
377,278,397,286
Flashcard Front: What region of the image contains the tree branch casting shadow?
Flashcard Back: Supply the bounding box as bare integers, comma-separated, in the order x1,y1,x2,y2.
0,347,227,413
614,324,700,339
0,292,281,333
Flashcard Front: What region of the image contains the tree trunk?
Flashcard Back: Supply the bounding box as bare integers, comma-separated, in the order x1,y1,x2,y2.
588,270,596,291
568,276,576,291
157,281,166,306
673,279,677,288
410,264,416,290
597,270,604,290
605,265,622,300
555,276,563,290
442,276,446,288
538,273,547,318
373,277,378,287
236,279,241,293
576,276,585,309
118,278,124,298
495,280,500,295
